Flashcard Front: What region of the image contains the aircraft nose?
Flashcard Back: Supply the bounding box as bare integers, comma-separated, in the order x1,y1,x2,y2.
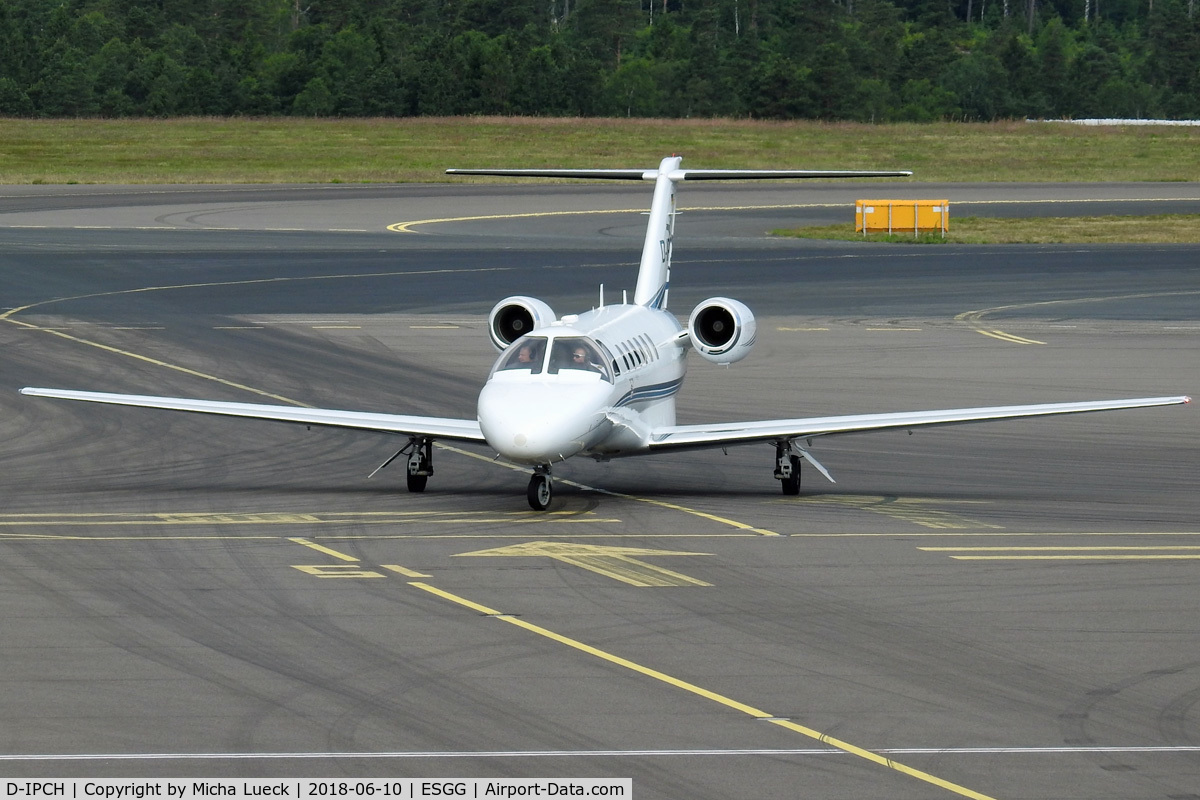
478,380,609,464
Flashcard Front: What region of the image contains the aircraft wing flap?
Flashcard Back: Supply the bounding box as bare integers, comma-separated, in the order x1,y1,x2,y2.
648,396,1190,451
20,388,486,442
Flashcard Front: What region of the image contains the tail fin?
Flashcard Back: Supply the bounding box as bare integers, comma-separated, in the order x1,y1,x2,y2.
634,156,681,309
447,158,911,311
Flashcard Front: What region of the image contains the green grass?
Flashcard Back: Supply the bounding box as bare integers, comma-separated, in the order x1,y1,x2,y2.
3,117,1200,184
775,214,1200,244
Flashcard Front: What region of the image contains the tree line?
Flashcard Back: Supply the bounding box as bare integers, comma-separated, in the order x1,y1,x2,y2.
1,0,1199,121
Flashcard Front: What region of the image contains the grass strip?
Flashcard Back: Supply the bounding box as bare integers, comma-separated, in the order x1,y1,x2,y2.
3,117,1200,184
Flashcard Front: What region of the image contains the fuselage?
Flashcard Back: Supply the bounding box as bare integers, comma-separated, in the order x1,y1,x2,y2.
477,303,686,465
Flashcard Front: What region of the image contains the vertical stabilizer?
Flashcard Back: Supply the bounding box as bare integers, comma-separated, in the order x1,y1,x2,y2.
446,159,912,315
633,156,681,310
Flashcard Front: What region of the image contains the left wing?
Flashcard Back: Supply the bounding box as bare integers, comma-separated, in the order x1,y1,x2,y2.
19,388,486,443
649,396,1191,452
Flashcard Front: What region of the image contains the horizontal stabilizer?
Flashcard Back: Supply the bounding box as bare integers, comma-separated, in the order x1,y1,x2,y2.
447,167,912,182
447,168,654,180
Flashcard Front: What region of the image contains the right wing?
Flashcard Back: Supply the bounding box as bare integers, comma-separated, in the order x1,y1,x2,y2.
19,388,485,443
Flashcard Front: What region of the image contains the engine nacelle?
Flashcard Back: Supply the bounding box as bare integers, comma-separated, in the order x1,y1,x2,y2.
688,297,757,365
488,296,556,351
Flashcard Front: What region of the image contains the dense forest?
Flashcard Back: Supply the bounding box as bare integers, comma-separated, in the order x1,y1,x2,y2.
1,0,1199,120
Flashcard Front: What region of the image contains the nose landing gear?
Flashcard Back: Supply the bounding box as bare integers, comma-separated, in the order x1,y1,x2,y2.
527,466,553,510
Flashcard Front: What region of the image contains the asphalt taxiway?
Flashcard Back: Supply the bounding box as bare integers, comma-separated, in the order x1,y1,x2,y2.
0,183,1197,799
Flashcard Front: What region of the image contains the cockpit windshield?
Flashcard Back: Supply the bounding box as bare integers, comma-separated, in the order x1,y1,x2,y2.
547,337,613,381
492,334,613,382
495,336,548,374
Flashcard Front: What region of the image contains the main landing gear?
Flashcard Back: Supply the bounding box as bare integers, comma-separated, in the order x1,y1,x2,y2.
527,466,553,510
370,436,434,492
406,437,434,492
774,441,802,496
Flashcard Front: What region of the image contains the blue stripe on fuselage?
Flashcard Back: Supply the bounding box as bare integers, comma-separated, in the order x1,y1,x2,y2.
615,376,683,408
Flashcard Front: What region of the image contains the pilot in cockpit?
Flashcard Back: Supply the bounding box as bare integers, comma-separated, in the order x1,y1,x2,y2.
498,337,546,374
571,345,603,373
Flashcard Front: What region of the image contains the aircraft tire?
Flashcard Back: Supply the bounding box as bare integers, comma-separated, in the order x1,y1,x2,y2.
781,455,801,495
527,474,552,510
407,472,428,492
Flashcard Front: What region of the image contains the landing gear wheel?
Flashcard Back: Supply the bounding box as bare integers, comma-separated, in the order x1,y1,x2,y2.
405,437,433,493
780,454,801,495
527,473,553,510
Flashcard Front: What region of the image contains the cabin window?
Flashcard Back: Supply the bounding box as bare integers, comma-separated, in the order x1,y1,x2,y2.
595,340,620,376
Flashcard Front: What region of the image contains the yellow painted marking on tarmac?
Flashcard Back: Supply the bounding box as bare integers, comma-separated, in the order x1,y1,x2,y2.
388,203,845,234
952,554,1200,561
585,489,783,537
0,267,515,328
797,531,1193,539
0,534,286,542
922,545,1200,552
292,564,386,578
923,544,1200,561
287,537,359,562
5,269,791,541
763,719,997,800
380,564,432,578
409,582,504,616
408,581,998,800
956,289,1200,346
434,443,782,536
4,316,308,406
979,329,1047,345
0,511,615,526
455,541,712,587
389,209,642,233
0,532,725,542
0,512,318,524
799,496,1003,530
955,308,1046,345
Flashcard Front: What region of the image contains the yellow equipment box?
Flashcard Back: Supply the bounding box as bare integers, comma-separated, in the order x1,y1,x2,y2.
856,199,949,236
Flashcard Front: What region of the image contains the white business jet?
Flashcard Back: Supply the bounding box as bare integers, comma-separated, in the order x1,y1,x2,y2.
21,157,1190,510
